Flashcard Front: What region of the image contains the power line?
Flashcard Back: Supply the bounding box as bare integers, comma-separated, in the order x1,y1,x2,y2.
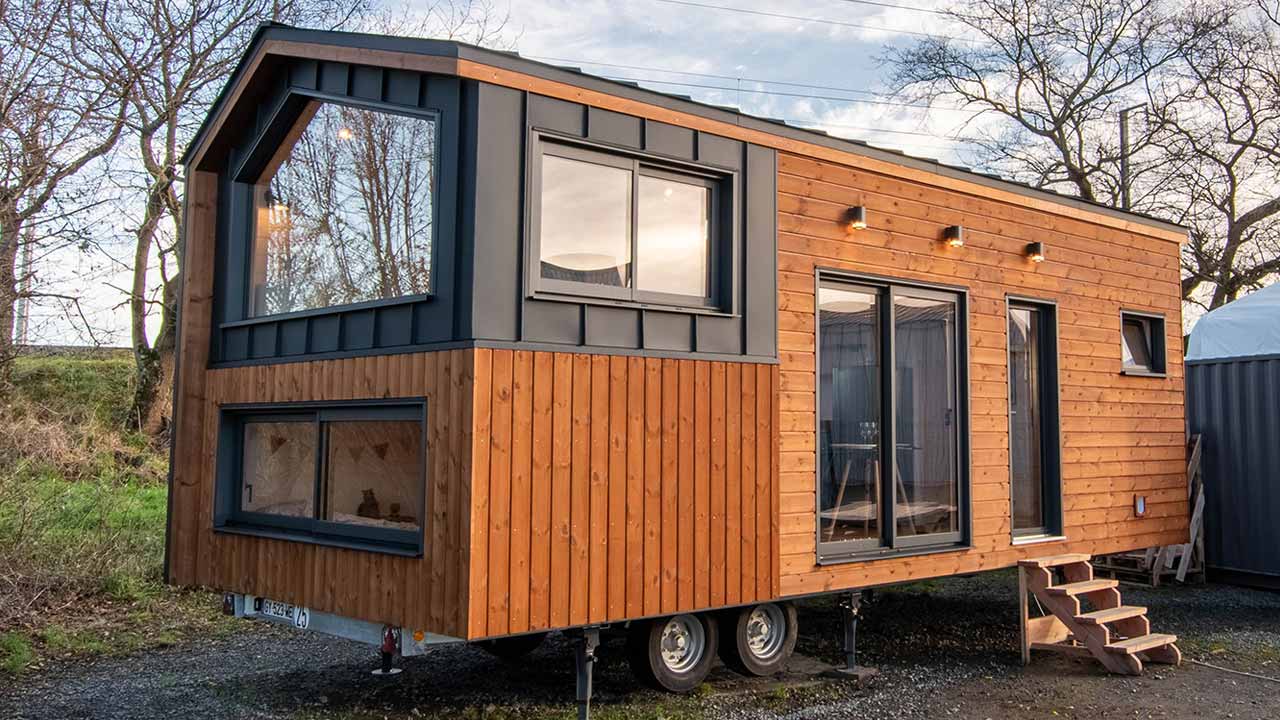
827,0,948,16
646,0,971,43
596,72,984,115
596,72,989,145
527,54,889,98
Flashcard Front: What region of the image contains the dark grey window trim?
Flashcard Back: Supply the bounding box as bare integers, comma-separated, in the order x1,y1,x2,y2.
1119,309,1168,377
1006,295,1064,540
525,130,735,314
214,398,429,556
233,90,444,322
814,268,972,565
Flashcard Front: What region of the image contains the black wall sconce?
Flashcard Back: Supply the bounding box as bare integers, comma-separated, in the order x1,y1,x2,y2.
845,205,868,231
943,225,964,248
1026,241,1046,263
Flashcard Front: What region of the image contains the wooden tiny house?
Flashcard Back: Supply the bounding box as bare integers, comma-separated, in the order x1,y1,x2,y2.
168,25,1189,692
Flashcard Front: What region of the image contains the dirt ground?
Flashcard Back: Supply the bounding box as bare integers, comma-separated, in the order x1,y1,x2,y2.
1,572,1276,720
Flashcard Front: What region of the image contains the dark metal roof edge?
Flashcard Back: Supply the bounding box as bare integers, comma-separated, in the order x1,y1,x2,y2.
184,25,1187,236
1186,352,1280,366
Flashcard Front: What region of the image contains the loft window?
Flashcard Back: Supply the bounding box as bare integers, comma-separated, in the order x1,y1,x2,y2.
816,274,969,562
248,101,438,318
533,140,720,308
1120,311,1167,376
216,402,427,554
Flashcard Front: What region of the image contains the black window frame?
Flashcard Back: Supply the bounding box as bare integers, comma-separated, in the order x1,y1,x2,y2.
234,93,444,323
527,134,732,312
1119,309,1167,377
814,269,972,564
213,398,429,556
1006,297,1063,541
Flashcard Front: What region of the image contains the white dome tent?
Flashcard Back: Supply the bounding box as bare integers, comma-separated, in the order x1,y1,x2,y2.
1185,282,1280,589
1187,282,1280,362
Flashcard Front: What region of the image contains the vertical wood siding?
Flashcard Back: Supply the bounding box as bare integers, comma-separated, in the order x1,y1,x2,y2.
167,349,476,637
774,152,1188,596
467,349,779,639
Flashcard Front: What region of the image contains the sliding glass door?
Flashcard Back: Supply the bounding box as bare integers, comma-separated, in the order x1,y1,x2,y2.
893,289,961,545
817,274,967,562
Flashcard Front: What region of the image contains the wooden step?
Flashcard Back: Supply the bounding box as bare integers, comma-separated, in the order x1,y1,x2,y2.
1045,579,1118,596
1076,606,1147,625
1018,553,1092,569
1105,633,1178,655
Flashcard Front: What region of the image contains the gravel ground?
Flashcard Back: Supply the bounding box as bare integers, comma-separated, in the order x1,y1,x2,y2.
1,572,1277,719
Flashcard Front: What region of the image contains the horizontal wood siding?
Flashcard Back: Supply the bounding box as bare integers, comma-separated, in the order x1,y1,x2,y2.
467,349,779,639
166,350,475,637
776,151,1188,597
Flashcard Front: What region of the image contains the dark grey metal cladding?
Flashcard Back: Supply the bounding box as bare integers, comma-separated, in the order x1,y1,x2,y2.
1186,358,1280,584
205,51,777,367
210,55,464,365
474,88,778,361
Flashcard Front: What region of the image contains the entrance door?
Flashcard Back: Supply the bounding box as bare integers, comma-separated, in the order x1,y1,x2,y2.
1008,301,1060,537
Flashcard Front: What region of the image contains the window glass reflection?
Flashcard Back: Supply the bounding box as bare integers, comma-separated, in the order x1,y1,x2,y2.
250,102,437,317
818,286,882,546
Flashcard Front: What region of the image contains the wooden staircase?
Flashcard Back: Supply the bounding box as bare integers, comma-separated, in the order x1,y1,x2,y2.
1018,553,1181,675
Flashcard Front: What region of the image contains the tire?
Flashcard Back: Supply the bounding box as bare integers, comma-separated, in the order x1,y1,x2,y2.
627,613,719,693
477,631,548,661
718,602,797,676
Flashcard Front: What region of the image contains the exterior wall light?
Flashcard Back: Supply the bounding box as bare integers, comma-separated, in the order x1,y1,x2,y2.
845,205,868,231
337,127,355,141
943,225,964,247
1026,241,1046,263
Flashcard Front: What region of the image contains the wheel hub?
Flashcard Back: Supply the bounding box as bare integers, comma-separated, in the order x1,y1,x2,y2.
659,615,705,673
745,604,786,659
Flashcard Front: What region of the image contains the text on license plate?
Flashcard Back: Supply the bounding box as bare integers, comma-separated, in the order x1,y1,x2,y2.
260,598,310,629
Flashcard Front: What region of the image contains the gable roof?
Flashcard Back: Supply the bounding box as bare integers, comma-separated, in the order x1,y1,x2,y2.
184,23,1187,239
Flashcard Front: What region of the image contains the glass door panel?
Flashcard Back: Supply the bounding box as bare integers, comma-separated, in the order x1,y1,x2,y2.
1009,306,1045,533
818,284,882,550
892,292,960,541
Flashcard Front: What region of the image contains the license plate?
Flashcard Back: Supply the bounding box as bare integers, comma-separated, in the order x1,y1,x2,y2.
259,598,310,629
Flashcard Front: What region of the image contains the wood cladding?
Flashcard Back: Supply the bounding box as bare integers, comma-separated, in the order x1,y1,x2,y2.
467,349,780,639
166,349,477,638
774,151,1188,597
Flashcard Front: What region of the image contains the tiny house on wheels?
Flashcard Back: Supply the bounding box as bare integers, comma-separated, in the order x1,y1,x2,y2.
167,24,1191,707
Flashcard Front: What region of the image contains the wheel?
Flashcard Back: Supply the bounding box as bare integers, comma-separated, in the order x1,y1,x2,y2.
477,631,548,661
718,602,797,676
627,613,718,693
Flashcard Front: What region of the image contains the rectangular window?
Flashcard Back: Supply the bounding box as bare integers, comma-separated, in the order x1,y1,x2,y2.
1008,300,1062,539
249,101,438,318
817,274,968,561
534,140,720,308
218,402,427,554
1120,311,1167,376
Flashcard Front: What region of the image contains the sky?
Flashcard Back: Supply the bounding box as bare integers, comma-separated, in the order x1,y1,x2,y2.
18,0,1188,347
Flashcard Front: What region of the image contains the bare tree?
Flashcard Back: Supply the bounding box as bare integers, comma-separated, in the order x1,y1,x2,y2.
1147,2,1280,310
0,0,138,378
883,0,1224,204
93,0,511,436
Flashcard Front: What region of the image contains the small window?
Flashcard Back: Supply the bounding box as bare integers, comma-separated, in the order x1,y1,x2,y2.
534,141,720,308
1120,311,1166,375
249,101,438,318
218,402,427,553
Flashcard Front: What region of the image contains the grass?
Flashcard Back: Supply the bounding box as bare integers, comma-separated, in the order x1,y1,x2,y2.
0,351,227,674
0,632,35,674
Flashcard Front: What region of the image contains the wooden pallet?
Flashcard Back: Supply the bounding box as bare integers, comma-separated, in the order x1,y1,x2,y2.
1093,435,1206,587
1019,553,1181,675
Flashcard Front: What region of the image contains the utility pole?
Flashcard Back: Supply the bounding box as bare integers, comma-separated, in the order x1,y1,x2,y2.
13,227,33,346
1119,104,1144,211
